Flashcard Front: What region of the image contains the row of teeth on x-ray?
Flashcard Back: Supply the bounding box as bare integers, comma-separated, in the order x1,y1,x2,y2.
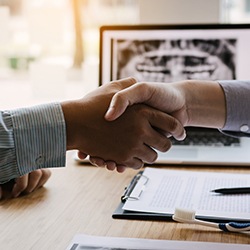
135,55,217,82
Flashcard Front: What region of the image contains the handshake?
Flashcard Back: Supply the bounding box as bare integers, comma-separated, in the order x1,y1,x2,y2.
62,77,226,172
0,77,227,199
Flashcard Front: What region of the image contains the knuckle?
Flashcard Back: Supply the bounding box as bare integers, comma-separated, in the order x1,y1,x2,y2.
33,169,43,179
159,139,172,152
132,161,144,170
134,105,149,118
146,151,158,164
117,152,131,164
168,117,180,133
167,118,186,140
128,76,137,84
115,92,127,103
16,182,27,191
41,169,52,180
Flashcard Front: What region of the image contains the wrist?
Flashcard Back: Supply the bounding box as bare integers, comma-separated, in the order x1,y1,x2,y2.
61,100,81,150
183,80,226,128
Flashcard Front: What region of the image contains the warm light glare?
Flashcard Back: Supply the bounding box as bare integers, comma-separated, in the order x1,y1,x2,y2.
0,0,139,72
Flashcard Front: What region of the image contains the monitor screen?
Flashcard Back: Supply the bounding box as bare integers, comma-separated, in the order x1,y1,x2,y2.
100,24,250,85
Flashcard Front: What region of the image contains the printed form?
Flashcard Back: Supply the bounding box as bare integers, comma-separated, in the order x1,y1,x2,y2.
122,168,250,221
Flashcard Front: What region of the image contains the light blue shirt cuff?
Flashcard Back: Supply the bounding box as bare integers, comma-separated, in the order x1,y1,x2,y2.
0,102,66,183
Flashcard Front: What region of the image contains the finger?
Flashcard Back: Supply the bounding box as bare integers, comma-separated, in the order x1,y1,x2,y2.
134,143,158,164
113,77,137,88
105,83,151,121
125,158,144,170
148,109,186,142
116,165,126,173
89,158,117,171
25,170,43,193
78,151,88,160
89,157,106,167
89,157,126,173
35,169,51,189
105,161,116,171
12,175,29,198
90,154,144,170
105,157,144,170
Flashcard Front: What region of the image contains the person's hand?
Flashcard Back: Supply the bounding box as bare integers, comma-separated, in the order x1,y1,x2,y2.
89,81,188,170
73,77,140,169
105,81,188,124
88,81,187,170
61,77,186,170
90,80,226,169
0,169,51,199
104,80,226,128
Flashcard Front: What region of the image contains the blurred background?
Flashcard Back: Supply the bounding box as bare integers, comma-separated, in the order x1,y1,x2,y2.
0,0,249,107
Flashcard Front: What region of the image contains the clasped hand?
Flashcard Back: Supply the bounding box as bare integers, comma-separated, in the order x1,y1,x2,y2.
73,78,186,172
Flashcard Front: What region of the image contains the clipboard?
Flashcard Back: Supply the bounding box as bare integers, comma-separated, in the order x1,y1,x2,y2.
113,170,172,221
112,170,250,223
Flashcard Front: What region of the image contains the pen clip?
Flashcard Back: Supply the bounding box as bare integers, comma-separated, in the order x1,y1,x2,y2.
121,172,149,202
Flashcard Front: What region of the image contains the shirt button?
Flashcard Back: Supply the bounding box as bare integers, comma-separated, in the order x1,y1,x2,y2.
35,155,44,165
240,125,249,132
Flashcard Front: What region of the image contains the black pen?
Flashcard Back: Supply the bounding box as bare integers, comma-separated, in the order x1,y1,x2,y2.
211,187,250,194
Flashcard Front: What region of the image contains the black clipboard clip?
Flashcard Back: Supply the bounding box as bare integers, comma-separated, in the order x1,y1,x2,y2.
121,171,149,203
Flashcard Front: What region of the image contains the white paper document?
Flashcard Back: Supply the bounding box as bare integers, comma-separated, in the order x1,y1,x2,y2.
122,168,250,221
66,234,250,250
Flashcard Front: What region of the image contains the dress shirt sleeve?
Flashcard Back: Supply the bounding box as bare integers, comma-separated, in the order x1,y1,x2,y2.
218,80,250,137
0,102,66,183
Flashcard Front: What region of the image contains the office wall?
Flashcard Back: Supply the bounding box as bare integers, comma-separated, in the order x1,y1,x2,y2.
139,0,221,24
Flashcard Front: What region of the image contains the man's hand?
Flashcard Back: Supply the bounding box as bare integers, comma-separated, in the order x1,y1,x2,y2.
91,80,226,170
0,169,51,199
104,80,226,128
105,81,188,125
61,78,186,170
88,81,188,170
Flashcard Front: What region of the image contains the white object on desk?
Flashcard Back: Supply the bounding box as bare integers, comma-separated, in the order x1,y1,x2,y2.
123,167,250,221
67,234,250,250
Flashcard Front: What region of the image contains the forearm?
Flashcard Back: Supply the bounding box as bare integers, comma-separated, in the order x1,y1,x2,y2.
180,80,226,129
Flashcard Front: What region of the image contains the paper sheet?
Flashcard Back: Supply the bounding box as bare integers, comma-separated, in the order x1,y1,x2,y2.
66,234,250,250
122,168,250,220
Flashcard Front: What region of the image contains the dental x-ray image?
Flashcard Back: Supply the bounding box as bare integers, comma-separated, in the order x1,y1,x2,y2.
113,38,237,82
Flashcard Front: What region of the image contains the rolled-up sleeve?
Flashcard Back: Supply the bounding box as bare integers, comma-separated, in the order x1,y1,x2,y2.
218,80,250,137
0,102,66,183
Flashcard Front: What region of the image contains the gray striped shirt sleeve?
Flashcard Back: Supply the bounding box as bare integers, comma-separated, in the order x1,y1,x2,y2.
218,80,250,137
0,102,66,183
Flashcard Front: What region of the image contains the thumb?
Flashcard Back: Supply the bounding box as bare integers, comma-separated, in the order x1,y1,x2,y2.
104,92,129,121
105,83,152,121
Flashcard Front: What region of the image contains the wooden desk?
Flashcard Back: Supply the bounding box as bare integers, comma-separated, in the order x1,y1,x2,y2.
0,151,249,249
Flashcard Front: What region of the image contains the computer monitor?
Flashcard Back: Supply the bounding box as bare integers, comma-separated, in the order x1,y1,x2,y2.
100,23,250,85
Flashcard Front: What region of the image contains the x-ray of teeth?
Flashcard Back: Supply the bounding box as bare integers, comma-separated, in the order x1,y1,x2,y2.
113,39,237,82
